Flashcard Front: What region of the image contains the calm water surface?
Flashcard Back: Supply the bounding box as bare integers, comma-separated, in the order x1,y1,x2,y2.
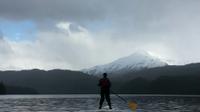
0,95,199,112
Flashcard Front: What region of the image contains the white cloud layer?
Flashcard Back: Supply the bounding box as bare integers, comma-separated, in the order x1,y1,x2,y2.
0,0,200,70
0,22,179,70
0,21,172,70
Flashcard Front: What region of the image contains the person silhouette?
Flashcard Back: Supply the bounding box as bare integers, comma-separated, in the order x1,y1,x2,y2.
98,73,112,109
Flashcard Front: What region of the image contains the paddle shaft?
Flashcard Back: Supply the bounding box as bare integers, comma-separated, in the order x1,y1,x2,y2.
111,90,127,103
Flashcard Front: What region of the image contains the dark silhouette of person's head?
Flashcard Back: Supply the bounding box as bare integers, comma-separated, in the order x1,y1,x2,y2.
103,73,107,78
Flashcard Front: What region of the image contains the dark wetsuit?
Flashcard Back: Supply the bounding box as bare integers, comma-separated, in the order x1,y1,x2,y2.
98,77,112,109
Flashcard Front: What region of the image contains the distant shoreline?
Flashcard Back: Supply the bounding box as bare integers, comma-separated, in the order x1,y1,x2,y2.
0,94,200,98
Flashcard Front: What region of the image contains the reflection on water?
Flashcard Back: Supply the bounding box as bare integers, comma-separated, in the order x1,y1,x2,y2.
0,95,199,112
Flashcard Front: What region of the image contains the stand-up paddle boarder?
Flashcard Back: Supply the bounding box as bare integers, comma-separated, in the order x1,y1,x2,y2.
98,73,112,109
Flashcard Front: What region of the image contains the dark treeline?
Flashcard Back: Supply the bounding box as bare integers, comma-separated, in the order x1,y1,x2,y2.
0,63,199,94
112,63,200,94
118,75,200,94
0,81,38,94
0,69,99,94
0,82,6,94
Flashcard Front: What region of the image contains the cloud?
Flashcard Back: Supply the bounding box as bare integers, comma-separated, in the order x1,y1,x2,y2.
0,0,104,22
1,22,95,70
0,21,170,70
0,0,200,70
1,0,200,37
0,31,15,70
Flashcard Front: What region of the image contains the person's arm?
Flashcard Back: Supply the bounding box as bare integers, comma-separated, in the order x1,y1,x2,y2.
108,79,111,88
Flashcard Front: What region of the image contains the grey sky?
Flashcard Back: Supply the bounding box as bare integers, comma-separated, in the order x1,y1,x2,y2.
0,0,200,70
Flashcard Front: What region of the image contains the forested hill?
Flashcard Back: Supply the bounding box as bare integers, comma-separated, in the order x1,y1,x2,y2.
115,63,200,94
0,63,200,94
0,69,99,94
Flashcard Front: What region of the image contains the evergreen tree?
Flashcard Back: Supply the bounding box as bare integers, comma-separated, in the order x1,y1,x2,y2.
0,82,6,94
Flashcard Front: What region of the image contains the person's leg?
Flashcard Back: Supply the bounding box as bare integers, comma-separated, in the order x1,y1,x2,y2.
105,90,112,109
99,90,105,109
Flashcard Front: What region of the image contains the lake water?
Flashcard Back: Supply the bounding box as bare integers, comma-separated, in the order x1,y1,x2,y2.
0,95,199,112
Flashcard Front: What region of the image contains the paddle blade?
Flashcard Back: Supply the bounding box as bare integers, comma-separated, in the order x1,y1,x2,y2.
128,101,137,111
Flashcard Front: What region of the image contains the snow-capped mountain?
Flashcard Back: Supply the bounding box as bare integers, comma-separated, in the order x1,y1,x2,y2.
82,51,168,77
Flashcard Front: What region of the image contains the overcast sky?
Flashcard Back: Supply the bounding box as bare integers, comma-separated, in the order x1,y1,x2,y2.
0,0,200,70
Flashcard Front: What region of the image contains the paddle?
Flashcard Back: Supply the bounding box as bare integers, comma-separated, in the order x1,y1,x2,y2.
111,90,138,111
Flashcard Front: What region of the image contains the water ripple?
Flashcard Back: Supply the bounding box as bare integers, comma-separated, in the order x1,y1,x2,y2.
0,95,199,112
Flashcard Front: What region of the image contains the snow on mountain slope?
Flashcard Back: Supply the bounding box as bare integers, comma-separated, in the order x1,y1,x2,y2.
82,51,168,76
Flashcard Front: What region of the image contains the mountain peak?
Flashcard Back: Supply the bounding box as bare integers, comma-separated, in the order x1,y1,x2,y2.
82,51,168,77
130,50,150,56
119,51,153,61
